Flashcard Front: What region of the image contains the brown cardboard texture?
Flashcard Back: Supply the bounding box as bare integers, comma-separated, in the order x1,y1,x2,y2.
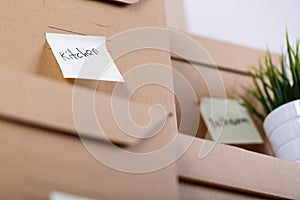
0,67,177,147
0,1,180,199
1,0,178,151
177,133,300,199
171,31,279,73
0,118,179,199
179,182,267,200
0,0,172,102
170,33,275,155
171,58,273,155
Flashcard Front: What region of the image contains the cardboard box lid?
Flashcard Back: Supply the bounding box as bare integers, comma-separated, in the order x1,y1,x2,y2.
177,133,300,199
0,68,167,146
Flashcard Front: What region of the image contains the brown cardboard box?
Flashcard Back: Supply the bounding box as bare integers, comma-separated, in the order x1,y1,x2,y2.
0,1,180,198
172,58,273,156
177,133,300,199
171,32,277,156
0,68,180,199
0,68,171,146
168,29,299,200
0,0,179,151
0,0,177,150
0,116,179,200
0,0,174,106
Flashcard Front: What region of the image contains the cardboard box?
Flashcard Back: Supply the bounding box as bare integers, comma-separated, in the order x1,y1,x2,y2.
0,0,178,155
0,68,169,146
177,133,300,199
0,0,174,107
171,32,276,156
0,116,179,200
0,0,178,149
0,1,180,198
0,67,180,199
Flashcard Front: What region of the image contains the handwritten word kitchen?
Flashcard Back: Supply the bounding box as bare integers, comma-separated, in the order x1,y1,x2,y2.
59,47,100,61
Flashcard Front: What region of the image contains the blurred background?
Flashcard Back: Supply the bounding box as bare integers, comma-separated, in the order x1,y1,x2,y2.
165,0,300,53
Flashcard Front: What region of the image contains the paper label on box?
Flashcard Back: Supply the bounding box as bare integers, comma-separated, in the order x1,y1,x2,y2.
46,33,124,82
200,98,263,144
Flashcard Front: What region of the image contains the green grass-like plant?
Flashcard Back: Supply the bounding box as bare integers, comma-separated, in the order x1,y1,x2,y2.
242,33,300,121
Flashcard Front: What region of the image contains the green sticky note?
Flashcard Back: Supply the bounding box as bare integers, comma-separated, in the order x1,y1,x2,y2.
200,98,263,144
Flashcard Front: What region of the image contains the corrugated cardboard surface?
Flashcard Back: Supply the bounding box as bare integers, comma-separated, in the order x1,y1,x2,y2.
177,134,300,199
172,59,273,156
170,33,300,199
0,119,179,200
170,32,276,156
171,31,280,73
1,0,177,149
0,0,174,107
0,0,178,152
179,182,267,200
0,1,180,199
165,0,187,30
0,68,173,146
2,1,297,199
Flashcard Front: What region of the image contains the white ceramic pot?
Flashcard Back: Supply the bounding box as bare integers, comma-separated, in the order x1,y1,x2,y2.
263,99,300,162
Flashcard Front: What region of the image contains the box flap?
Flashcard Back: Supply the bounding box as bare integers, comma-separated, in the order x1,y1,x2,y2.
0,68,162,146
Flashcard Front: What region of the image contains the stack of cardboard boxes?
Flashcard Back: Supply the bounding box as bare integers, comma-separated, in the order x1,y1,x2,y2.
0,0,179,199
1,0,300,199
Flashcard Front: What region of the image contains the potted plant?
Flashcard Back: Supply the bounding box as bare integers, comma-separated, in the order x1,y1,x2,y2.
242,33,300,162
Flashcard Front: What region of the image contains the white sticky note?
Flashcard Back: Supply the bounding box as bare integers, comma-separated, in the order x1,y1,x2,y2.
200,98,263,144
50,191,97,200
46,33,124,82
